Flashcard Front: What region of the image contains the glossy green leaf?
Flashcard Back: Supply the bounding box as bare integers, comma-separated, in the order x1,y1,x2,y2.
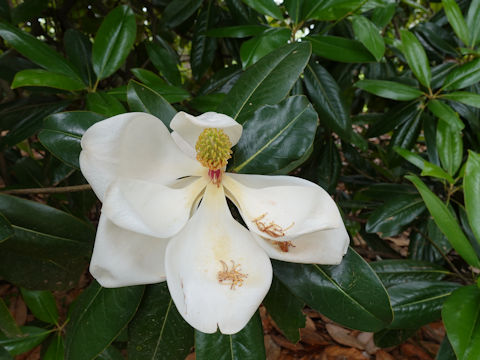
406,175,480,268
64,28,94,88
356,79,424,101
43,335,64,360
92,5,136,80
400,29,431,88
352,15,384,62
195,311,265,360
191,3,217,80
374,328,416,348
65,281,144,360
20,288,58,325
231,96,317,174
273,248,393,332
442,0,470,45
436,336,456,360
0,326,50,355
240,27,290,68
387,108,424,165
0,346,13,360
219,41,311,123
370,260,450,288
307,35,375,63
163,0,203,28
388,281,460,329
38,111,106,169
284,0,304,23
131,68,190,103
86,92,126,117
366,193,426,237
437,118,463,176
128,283,193,360
443,285,480,360
443,58,480,91
242,0,283,19
0,194,95,290
0,22,81,80
145,39,181,86
304,62,357,144
11,69,86,91
442,91,480,108
263,276,305,343
206,25,267,38
0,298,21,338
464,151,480,244
0,213,13,244
466,0,480,46
189,93,225,112
97,345,124,360
427,99,464,130
366,101,421,138
127,80,176,128
372,3,396,28
305,0,364,21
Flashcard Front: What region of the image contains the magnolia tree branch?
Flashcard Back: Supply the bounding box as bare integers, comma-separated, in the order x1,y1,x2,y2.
1,184,92,195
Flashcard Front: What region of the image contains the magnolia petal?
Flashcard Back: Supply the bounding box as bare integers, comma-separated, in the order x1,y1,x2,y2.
170,112,242,155
80,112,202,200
252,223,350,264
90,215,168,287
223,174,342,241
102,176,207,238
165,183,272,334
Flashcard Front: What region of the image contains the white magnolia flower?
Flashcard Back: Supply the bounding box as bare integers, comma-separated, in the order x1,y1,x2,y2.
80,111,349,334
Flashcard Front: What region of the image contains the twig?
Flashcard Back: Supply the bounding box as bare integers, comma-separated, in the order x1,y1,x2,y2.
1,184,92,195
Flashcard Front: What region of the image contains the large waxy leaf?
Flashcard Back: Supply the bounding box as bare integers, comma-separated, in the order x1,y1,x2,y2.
427,99,464,130
263,276,305,343
0,214,13,244
92,5,136,81
0,22,81,80
195,311,265,360
191,3,217,80
127,80,176,128
356,79,424,101
128,283,193,360
240,27,290,68
20,288,58,325
206,25,267,38
231,96,317,174
467,0,480,46
146,38,181,86
406,175,480,268
367,101,421,138
464,151,480,244
400,30,431,88
131,68,190,103
370,260,450,288
387,281,460,329
0,194,94,290
86,92,126,117
11,69,86,91
436,118,463,176
163,0,203,28
442,0,470,45
218,41,311,124
64,28,94,88
43,335,64,360
443,59,480,91
366,193,426,237
442,91,480,108
38,111,106,169
352,15,384,62
0,326,50,355
307,35,375,63
0,298,21,337
436,336,457,360
304,62,355,143
374,328,417,348
241,0,283,19
273,248,393,332
65,281,144,360
442,285,480,360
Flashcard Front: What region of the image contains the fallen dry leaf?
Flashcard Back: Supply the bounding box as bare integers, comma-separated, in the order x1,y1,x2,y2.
401,343,433,360
326,324,365,350
323,345,369,360
375,349,395,360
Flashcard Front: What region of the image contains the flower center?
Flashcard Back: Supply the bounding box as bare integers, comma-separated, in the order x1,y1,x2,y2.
195,128,232,185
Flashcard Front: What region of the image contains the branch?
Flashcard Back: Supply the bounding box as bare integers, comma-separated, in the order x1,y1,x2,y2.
1,184,92,195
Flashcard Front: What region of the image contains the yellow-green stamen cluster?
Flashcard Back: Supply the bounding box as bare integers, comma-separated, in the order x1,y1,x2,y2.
195,128,232,170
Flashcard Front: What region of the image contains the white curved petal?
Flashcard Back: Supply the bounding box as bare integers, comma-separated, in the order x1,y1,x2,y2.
102,176,207,238
223,174,342,241
252,223,350,264
80,112,203,200
90,215,168,287
165,183,272,334
226,173,317,188
170,112,242,155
